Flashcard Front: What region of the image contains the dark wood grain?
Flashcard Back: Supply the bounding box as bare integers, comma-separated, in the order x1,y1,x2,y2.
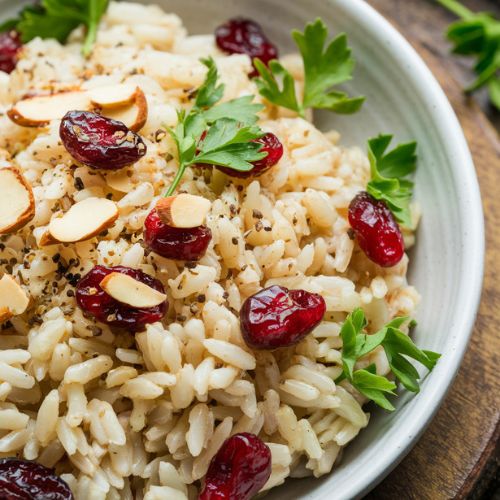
363,1,500,498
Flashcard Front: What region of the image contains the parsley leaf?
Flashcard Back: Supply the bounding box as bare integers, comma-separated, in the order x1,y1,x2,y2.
366,134,417,228
165,58,266,196
2,0,109,56
437,0,500,110
193,58,225,110
337,308,440,411
196,59,264,125
203,96,264,125
254,59,302,114
352,366,397,411
255,18,364,117
194,119,266,170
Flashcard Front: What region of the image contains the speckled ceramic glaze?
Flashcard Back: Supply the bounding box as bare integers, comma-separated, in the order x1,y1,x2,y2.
0,0,485,498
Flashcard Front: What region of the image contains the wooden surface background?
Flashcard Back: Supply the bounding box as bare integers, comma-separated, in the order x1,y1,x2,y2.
363,1,500,499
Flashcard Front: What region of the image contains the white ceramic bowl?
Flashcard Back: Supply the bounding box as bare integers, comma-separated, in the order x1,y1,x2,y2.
0,0,485,498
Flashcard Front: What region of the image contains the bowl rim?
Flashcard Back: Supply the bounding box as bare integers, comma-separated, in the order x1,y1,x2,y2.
0,0,485,498
328,0,485,498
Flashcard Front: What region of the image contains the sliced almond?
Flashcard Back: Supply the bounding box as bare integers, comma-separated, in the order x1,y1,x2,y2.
0,275,29,323
156,194,211,228
8,91,91,127
41,197,118,246
100,272,166,308
101,87,148,132
0,167,35,234
88,83,138,109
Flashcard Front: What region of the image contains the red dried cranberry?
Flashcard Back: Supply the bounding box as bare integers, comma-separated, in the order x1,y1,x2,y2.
144,209,211,261
0,31,22,74
240,285,326,349
217,132,283,178
215,18,278,77
0,458,73,500
76,265,167,331
199,433,271,500
348,191,405,267
60,111,147,170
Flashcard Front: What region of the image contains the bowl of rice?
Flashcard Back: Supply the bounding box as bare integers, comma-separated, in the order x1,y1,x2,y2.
0,0,484,499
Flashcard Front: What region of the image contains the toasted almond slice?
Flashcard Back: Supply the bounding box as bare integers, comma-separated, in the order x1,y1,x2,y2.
101,87,148,132
156,194,211,228
0,275,29,322
42,197,118,245
0,167,35,234
88,83,138,109
8,91,91,127
100,272,167,308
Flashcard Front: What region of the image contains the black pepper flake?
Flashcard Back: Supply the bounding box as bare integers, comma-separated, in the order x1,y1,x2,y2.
264,226,272,232
51,253,61,263
66,273,80,287
185,261,197,269
252,209,263,219
347,228,356,240
176,314,187,322
231,237,238,245
74,177,84,190
196,294,206,303
66,289,75,297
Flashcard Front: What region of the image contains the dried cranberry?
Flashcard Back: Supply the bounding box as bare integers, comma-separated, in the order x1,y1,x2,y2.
0,31,22,74
348,191,404,267
144,209,211,261
0,458,73,500
215,18,278,77
60,111,147,170
217,132,283,178
200,433,271,500
240,285,326,349
76,265,167,331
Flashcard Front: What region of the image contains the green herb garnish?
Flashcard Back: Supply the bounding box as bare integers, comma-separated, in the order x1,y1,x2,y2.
1,0,109,57
336,309,440,411
165,58,266,196
254,18,364,118
437,0,500,110
366,135,417,228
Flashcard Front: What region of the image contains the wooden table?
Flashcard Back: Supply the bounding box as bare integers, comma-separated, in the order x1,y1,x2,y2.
364,1,500,498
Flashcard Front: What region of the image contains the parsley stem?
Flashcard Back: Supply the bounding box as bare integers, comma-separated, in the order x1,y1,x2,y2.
165,164,187,197
82,23,98,57
436,0,473,20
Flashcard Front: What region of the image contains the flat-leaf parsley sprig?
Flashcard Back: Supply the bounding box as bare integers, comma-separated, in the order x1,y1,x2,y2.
165,58,267,196
336,309,440,411
437,0,500,110
366,134,417,228
0,0,109,57
254,18,365,117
